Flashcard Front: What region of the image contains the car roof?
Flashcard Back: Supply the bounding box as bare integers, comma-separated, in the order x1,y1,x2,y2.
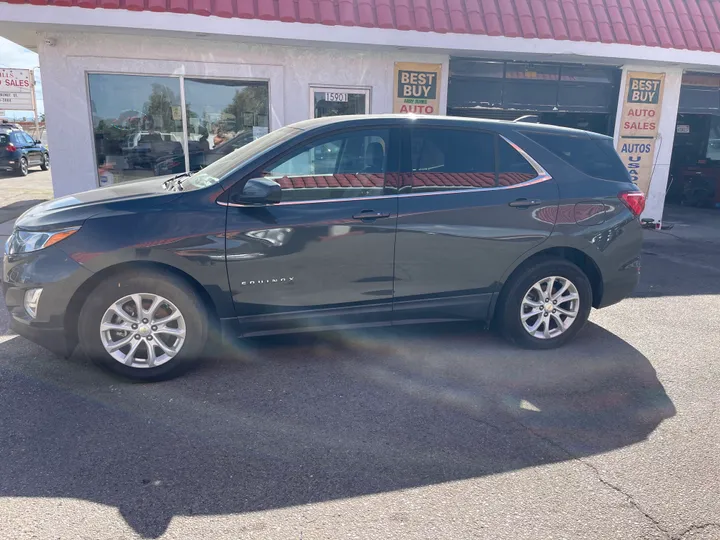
289,114,611,140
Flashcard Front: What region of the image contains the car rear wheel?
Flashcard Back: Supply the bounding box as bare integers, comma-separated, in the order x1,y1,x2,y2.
41,153,49,171
497,259,592,349
78,270,208,381
18,157,28,177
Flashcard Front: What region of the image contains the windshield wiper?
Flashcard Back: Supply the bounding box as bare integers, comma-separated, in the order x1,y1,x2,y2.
163,172,191,191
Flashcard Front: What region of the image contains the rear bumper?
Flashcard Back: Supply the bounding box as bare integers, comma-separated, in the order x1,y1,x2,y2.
596,256,641,309
0,156,19,170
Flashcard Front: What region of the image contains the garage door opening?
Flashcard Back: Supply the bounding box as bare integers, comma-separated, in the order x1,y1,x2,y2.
667,73,720,211
447,59,620,136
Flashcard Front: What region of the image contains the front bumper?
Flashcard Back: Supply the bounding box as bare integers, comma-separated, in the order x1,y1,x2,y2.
9,317,70,356
3,245,94,357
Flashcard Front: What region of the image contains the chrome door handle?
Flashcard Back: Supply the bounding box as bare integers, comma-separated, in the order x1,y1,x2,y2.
508,198,542,208
352,210,391,221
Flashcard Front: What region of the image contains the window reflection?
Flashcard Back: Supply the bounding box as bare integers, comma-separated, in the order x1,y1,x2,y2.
183,78,269,173
89,74,185,185
89,74,270,186
705,116,720,161
313,91,367,118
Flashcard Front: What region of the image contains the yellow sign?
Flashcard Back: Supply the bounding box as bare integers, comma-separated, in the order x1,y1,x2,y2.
393,62,442,115
616,72,665,194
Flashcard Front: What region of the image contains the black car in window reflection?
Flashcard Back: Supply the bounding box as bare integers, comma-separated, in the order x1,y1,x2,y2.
154,129,257,176
123,132,184,171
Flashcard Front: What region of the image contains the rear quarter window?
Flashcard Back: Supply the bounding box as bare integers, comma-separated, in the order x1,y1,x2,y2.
0,134,8,146
523,131,631,182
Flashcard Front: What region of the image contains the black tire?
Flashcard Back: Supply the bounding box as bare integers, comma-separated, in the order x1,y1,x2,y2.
78,270,208,381
496,258,592,349
40,153,49,171
18,157,28,177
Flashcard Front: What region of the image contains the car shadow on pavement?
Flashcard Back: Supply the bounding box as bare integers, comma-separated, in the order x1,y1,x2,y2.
0,199,47,224
0,322,675,538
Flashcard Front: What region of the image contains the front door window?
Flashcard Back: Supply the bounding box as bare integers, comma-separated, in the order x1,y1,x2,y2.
259,128,389,202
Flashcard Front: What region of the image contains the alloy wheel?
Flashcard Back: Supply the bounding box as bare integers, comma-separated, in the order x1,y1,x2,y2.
99,293,186,368
520,276,580,340
20,158,28,176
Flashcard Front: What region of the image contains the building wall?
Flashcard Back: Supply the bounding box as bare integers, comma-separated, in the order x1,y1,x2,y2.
38,32,449,196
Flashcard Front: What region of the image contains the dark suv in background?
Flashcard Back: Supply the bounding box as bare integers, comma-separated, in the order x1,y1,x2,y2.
0,127,49,176
2,115,644,381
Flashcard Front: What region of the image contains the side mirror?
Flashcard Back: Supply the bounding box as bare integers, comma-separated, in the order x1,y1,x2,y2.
236,177,281,205
34,139,42,145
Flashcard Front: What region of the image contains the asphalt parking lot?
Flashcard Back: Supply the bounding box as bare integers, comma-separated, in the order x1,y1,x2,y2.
0,202,719,539
0,169,53,247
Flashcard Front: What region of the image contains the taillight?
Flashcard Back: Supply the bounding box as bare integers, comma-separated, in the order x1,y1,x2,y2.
6,143,16,152
619,190,646,217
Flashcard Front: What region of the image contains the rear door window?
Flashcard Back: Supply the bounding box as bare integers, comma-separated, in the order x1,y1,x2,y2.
409,128,496,192
498,138,538,186
10,133,25,146
523,131,630,181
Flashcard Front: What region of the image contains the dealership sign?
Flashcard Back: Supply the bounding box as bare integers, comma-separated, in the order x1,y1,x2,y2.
616,72,665,195
0,69,34,110
393,62,442,115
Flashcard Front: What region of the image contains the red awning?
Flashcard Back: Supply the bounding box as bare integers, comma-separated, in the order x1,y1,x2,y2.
4,0,720,53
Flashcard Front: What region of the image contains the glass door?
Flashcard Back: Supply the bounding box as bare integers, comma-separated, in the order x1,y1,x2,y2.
311,87,370,119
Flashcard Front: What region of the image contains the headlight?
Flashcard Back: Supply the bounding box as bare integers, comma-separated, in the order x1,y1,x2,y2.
6,226,80,255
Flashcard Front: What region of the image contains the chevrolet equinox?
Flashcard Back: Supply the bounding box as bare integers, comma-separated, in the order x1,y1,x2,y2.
2,115,644,381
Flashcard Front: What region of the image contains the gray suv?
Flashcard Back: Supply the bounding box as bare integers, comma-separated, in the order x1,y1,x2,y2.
3,115,643,380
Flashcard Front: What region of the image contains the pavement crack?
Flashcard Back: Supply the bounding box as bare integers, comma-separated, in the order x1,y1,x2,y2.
587,464,671,538
674,523,720,539
512,419,671,538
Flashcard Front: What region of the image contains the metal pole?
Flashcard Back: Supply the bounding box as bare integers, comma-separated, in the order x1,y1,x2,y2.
30,68,40,140
178,76,190,174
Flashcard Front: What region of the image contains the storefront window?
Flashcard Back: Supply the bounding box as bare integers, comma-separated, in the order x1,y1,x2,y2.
88,74,184,186
312,88,369,118
560,67,614,83
88,74,269,186
505,64,559,81
449,59,504,79
184,78,269,173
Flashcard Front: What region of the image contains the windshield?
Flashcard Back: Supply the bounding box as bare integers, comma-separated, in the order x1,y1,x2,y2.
183,126,301,190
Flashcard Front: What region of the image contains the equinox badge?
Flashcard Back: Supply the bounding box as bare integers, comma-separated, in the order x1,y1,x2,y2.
240,277,295,286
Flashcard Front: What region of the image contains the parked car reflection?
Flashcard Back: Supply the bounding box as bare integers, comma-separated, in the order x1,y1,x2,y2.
154,130,256,176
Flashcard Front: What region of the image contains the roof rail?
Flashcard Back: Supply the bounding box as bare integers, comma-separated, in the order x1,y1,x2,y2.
513,115,540,123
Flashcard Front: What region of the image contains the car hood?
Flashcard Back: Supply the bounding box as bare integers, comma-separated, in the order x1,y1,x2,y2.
15,175,181,230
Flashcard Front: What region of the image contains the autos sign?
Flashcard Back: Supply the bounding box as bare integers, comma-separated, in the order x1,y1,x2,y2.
393,62,442,115
0,69,34,110
616,72,665,195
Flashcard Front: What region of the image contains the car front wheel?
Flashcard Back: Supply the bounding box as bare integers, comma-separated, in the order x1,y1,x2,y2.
497,259,592,349
78,270,208,381
41,153,49,171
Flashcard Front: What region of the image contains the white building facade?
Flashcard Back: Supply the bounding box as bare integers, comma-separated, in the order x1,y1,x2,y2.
3,0,720,226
